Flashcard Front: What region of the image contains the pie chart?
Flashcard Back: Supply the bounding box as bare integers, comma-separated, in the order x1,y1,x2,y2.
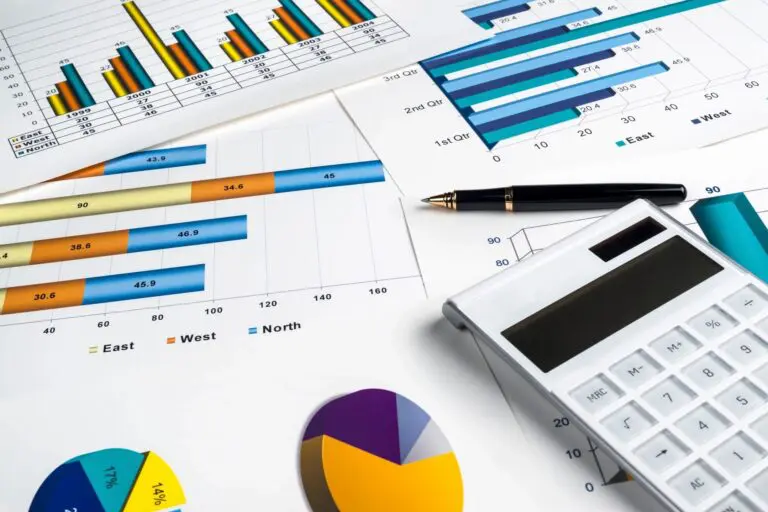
29,448,186,512
300,388,463,512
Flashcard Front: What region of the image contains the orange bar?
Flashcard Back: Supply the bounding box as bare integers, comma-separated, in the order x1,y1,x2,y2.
190,173,275,202
168,43,198,76
275,7,310,40
330,0,363,24
2,279,86,314
225,30,255,58
56,81,81,112
50,162,106,182
110,56,140,93
30,230,130,265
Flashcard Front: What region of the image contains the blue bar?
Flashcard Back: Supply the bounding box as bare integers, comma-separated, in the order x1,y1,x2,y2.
279,0,323,37
450,49,615,102
127,216,247,253
173,30,213,71
274,161,384,193
464,0,529,20
61,64,96,107
691,194,768,282
227,13,269,54
471,3,530,24
424,8,601,65
117,46,155,90
470,62,669,126
104,145,207,175
476,88,615,133
346,0,376,21
423,26,568,72
82,265,205,305
444,32,639,93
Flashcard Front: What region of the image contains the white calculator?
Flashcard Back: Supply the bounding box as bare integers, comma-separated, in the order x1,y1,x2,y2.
443,200,768,512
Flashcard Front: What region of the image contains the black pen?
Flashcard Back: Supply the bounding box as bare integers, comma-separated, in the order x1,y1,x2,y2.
421,183,687,212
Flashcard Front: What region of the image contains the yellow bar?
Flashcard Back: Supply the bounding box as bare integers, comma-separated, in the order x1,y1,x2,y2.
123,1,185,79
102,69,128,97
317,0,351,27
0,289,5,313
220,41,243,62
0,183,192,227
271,18,299,44
46,94,68,116
0,242,34,268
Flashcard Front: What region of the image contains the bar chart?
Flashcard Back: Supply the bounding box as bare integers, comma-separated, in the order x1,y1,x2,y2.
0,122,422,326
337,0,768,195
424,0,722,149
1,0,408,159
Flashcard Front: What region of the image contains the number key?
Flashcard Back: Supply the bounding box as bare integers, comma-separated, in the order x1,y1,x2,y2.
643,376,697,417
683,353,734,390
707,492,761,512
675,404,731,445
710,432,765,476
721,330,768,367
716,379,767,419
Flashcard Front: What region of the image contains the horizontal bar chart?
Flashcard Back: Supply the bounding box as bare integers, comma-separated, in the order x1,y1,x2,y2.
0,216,246,269
0,160,385,226
469,62,670,127
691,194,768,282
0,265,205,315
54,145,207,181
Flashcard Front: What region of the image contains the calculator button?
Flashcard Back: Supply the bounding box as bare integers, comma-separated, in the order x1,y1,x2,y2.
754,364,768,388
684,353,735,390
570,374,625,413
747,468,768,505
675,404,732,445
688,306,737,340
668,460,725,506
610,349,663,389
721,331,768,368
600,401,657,442
634,430,691,473
710,432,766,476
716,379,767,419
707,492,761,512
651,328,703,365
725,285,768,319
643,376,697,417
751,414,768,443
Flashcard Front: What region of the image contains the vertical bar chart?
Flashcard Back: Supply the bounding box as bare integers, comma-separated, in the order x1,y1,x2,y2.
46,63,96,115
691,194,768,282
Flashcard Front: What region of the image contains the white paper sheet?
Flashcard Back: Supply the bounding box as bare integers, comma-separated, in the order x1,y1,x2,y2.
0,0,484,192
336,0,768,197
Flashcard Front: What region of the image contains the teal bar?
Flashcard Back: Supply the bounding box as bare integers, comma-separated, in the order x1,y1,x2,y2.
691,193,768,282
226,13,268,54
482,107,580,144
280,0,323,37
346,0,376,21
61,64,95,107
455,68,578,108
117,46,155,90
434,0,725,76
478,21,494,29
173,30,212,71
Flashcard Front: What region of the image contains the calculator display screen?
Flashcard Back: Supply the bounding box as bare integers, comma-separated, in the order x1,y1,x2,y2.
501,236,723,372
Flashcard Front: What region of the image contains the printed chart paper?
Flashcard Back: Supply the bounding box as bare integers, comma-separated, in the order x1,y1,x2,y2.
337,0,768,197
0,0,484,192
401,137,768,511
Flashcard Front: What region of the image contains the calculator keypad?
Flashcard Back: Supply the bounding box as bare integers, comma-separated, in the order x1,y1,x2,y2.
568,286,768,510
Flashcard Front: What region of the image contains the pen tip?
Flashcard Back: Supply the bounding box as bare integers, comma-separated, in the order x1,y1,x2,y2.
420,198,430,204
